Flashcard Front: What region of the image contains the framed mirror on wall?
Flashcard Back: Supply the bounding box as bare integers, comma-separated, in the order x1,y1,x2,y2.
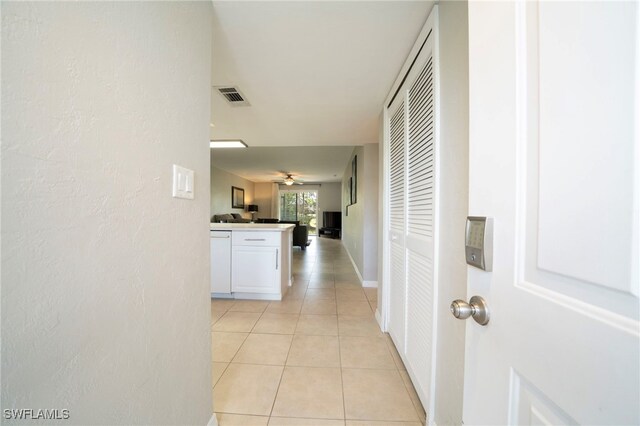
231,186,244,209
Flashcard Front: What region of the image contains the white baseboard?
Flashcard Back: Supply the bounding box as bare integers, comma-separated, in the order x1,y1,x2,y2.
363,280,378,288
341,241,364,284
375,309,383,331
207,413,218,426
211,293,233,299
232,292,281,301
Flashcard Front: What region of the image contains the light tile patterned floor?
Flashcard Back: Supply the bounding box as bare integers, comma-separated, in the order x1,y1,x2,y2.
211,237,426,426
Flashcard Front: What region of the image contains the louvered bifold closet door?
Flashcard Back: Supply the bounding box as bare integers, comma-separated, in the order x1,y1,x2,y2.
405,54,436,404
388,100,407,352
384,8,438,416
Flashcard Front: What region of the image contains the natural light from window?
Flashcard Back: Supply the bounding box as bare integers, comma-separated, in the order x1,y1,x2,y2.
279,190,318,235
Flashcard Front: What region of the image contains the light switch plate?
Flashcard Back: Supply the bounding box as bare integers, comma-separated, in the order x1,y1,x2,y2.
172,164,194,200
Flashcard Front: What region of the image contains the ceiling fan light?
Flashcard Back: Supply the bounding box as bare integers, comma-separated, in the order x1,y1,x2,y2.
283,174,295,185
210,139,247,149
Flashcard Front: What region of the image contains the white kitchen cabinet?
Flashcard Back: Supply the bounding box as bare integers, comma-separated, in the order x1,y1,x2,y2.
232,246,279,293
210,231,231,295
209,223,294,300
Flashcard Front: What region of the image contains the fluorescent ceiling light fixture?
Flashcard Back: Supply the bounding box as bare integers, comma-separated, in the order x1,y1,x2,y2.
210,140,247,149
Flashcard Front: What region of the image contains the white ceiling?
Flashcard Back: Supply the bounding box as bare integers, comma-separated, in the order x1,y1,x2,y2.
210,1,435,147
210,146,356,183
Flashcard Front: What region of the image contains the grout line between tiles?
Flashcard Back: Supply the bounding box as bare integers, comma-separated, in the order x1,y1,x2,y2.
211,361,230,389
337,331,347,421
223,332,250,365
398,369,427,424
267,312,296,418
268,414,347,422
325,254,348,421
266,364,286,419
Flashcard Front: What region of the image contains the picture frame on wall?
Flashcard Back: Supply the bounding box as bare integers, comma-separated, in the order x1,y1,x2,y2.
344,154,358,216
344,177,352,216
351,155,357,204
231,186,245,209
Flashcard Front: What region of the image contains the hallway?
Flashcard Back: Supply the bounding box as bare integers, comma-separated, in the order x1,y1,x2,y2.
211,237,426,425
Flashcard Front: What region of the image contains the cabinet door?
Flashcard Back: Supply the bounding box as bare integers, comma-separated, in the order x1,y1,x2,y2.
232,246,279,293
211,231,232,294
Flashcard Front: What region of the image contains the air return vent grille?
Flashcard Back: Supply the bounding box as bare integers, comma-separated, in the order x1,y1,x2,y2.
214,86,250,106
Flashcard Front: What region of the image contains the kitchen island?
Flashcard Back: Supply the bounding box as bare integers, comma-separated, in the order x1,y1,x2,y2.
210,223,294,300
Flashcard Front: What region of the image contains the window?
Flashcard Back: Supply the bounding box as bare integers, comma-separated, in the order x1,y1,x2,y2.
279,190,318,235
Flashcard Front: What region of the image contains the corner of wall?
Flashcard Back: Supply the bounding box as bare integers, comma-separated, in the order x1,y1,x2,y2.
433,1,469,425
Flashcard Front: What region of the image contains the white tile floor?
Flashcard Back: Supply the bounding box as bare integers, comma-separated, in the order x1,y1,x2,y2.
211,237,426,426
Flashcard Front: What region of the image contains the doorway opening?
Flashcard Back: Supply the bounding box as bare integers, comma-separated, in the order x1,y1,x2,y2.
279,190,318,235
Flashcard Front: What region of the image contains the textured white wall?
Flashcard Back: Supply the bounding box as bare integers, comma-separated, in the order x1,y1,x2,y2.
1,2,213,424
342,146,379,282
342,147,365,277
210,166,255,220
362,144,379,282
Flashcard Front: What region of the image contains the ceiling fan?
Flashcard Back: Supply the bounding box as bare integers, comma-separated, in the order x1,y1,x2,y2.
273,173,304,186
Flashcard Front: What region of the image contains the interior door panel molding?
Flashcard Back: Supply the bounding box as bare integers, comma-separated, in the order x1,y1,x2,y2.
508,369,578,426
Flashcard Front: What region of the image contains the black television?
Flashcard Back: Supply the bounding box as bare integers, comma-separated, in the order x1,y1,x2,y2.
323,211,341,229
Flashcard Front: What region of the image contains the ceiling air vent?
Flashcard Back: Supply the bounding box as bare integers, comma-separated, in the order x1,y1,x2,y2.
214,86,250,107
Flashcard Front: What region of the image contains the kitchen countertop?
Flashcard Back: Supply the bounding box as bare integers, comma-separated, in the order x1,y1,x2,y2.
210,223,295,232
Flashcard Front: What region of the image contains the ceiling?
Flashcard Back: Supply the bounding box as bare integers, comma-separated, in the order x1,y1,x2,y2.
210,1,436,147
210,146,356,183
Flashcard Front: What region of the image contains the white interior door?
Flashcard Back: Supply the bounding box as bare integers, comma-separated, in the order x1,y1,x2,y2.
404,40,438,408
464,1,639,424
388,95,407,354
384,7,439,417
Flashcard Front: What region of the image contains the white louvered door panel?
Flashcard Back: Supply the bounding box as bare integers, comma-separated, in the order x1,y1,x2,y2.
389,103,406,235
408,57,435,239
383,7,439,422
406,52,436,404
388,100,407,352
